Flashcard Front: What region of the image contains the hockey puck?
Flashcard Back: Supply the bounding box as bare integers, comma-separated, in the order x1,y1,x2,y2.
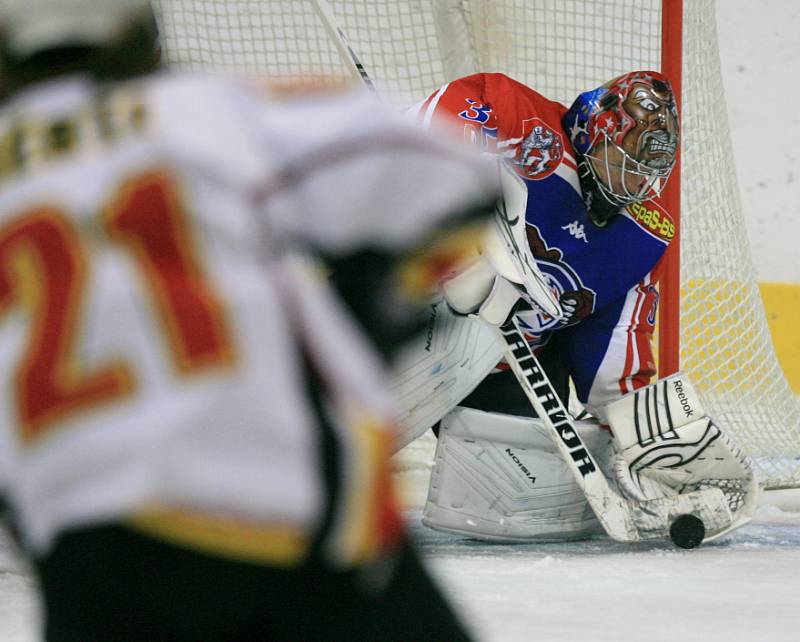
669,514,705,549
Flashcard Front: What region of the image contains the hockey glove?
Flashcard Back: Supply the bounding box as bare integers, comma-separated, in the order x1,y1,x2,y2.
606,373,759,540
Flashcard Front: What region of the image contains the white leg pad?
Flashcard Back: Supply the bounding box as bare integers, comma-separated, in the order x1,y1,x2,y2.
422,406,613,542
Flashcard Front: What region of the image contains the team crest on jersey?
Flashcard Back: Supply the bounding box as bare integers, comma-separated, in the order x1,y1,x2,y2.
516,118,564,180
516,225,597,335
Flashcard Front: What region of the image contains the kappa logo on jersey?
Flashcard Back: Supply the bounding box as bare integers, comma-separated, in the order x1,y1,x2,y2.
516,118,564,180
626,202,675,242
562,220,589,243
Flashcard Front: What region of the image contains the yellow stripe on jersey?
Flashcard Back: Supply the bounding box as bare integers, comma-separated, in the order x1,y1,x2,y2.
396,220,490,302
126,507,310,567
325,415,399,566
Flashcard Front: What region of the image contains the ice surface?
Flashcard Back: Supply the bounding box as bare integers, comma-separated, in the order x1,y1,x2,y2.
2,500,799,642
416,503,800,642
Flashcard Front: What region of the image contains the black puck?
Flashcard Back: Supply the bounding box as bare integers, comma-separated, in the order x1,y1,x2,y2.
669,514,705,549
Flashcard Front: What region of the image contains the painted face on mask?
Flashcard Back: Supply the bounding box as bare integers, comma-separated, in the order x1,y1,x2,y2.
565,71,680,221
619,79,679,171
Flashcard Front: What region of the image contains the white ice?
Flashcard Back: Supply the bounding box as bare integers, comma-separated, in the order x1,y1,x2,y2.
392,437,800,642
3,464,800,642
416,501,800,642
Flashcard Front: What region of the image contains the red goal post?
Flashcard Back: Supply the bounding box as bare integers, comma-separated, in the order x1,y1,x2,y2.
152,0,800,490
658,0,682,378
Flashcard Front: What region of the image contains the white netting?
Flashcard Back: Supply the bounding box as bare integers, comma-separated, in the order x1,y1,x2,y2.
151,0,800,489
680,2,800,488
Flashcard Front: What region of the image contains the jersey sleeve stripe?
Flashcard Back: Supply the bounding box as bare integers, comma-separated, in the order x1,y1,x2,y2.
422,83,450,128
619,272,658,396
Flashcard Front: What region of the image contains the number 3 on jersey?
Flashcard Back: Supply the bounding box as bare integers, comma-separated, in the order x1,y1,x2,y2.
0,170,236,442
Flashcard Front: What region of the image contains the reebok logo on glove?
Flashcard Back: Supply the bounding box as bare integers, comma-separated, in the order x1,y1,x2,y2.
672,379,695,418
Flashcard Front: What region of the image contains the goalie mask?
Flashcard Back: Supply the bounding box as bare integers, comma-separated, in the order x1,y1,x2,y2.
564,71,679,226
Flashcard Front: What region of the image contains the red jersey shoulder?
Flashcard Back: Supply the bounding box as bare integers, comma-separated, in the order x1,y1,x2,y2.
484,75,568,180
623,198,675,244
429,73,570,180
481,73,566,129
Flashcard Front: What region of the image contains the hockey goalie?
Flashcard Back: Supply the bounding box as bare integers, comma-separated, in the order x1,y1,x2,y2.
391,71,758,545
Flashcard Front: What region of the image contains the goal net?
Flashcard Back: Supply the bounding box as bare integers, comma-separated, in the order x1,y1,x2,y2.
152,0,800,490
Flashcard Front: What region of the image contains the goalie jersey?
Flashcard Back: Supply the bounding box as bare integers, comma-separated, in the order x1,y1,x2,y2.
415,73,675,421
0,74,499,561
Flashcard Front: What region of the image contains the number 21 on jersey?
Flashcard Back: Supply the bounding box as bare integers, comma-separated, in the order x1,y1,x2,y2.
0,170,236,442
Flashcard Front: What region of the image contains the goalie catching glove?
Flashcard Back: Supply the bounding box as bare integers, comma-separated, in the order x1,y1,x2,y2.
606,373,759,540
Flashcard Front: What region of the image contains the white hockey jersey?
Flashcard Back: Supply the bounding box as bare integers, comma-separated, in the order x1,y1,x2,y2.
0,72,499,563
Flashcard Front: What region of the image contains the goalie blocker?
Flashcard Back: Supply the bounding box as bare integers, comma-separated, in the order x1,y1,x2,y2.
423,373,757,544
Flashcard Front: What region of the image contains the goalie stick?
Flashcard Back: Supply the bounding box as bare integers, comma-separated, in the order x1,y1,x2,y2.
310,0,377,93
487,315,733,545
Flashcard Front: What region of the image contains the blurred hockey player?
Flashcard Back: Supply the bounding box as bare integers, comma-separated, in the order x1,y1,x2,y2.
400,72,757,543
0,2,502,640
